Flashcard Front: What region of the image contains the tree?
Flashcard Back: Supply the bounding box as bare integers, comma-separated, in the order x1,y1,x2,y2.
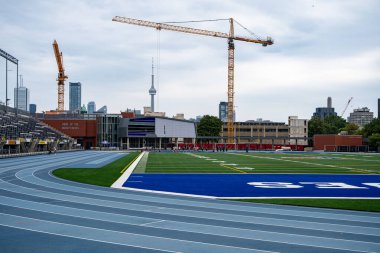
362,118,380,137
340,123,360,135
196,115,223,142
368,133,380,148
308,115,347,137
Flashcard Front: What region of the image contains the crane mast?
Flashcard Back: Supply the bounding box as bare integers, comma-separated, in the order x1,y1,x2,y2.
112,16,273,143
52,40,68,112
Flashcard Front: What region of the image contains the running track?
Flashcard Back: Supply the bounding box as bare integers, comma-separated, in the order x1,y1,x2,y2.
0,151,379,253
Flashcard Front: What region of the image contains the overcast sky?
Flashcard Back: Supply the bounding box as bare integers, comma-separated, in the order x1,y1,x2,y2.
1,0,379,122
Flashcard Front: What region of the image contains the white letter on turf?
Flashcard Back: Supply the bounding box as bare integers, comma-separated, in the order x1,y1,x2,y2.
363,183,380,189
247,182,303,188
300,182,367,189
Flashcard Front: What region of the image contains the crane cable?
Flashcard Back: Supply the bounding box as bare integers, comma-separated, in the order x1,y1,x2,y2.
156,28,161,112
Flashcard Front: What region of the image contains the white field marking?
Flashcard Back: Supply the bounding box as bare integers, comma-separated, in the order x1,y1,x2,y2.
21,164,380,223
0,213,278,253
144,220,380,253
236,167,254,170
224,164,237,166
111,151,145,189
121,187,217,199
230,153,377,174
16,170,380,226
21,163,380,224
3,179,380,234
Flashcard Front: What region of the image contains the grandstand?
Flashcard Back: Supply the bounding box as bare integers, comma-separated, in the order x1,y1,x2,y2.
0,104,75,155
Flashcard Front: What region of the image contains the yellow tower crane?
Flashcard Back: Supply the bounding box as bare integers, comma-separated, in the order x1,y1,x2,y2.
52,40,68,112
112,16,273,143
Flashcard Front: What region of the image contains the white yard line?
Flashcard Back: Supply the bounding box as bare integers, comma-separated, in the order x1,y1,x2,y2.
111,152,145,189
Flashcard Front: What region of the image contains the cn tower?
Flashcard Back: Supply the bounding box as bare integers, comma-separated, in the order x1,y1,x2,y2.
149,58,157,112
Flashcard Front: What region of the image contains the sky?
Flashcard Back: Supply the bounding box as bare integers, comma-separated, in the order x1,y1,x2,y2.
0,0,379,122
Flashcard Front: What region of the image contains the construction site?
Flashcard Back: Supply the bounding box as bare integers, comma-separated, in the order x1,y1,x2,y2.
0,15,377,154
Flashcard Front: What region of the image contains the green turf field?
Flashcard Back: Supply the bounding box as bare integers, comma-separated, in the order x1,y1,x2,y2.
143,152,380,174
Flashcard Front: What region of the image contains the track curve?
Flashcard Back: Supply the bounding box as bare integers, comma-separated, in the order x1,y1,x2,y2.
0,151,379,253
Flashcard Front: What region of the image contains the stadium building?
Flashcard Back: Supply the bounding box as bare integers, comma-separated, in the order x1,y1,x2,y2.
118,116,196,149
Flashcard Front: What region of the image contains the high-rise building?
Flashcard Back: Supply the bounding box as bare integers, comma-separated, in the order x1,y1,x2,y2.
149,60,157,112
327,97,332,108
29,104,37,114
69,82,81,112
87,101,96,114
219,101,228,122
312,97,337,119
14,86,30,112
347,107,374,127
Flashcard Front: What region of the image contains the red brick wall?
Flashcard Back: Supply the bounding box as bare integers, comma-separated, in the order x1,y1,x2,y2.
314,135,363,150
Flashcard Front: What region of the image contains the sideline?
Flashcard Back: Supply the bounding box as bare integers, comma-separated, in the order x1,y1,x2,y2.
111,151,145,189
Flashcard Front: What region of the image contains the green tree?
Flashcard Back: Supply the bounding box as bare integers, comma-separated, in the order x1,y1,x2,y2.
368,133,380,147
362,118,380,137
308,115,347,137
340,123,360,135
196,115,223,141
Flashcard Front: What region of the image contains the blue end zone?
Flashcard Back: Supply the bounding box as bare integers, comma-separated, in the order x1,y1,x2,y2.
123,174,380,198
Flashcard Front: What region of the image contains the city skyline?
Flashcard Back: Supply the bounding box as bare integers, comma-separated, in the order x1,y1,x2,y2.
0,0,379,121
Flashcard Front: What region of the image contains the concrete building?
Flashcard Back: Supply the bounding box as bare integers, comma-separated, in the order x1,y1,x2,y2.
69,82,81,112
221,120,290,146
313,97,337,119
118,117,196,149
14,86,29,112
87,101,96,114
347,107,374,127
29,104,36,114
288,116,308,145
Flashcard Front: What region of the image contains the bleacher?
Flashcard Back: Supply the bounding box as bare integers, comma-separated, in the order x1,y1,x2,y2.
0,105,75,155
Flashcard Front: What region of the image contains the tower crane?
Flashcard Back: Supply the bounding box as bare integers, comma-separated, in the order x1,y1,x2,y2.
112,16,273,143
341,97,353,117
52,40,68,112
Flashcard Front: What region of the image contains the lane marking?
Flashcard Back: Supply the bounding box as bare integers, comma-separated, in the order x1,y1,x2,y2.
111,152,145,189
0,213,278,253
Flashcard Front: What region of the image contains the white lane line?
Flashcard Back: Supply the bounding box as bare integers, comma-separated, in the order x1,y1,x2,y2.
0,195,158,226
86,153,123,165
140,220,166,226
0,213,278,253
145,220,380,253
16,165,380,224
8,151,380,224
111,152,145,189
1,180,379,236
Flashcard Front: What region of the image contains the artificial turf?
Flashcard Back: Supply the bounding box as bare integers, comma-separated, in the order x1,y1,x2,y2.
144,152,380,174
53,152,139,187
236,199,380,212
